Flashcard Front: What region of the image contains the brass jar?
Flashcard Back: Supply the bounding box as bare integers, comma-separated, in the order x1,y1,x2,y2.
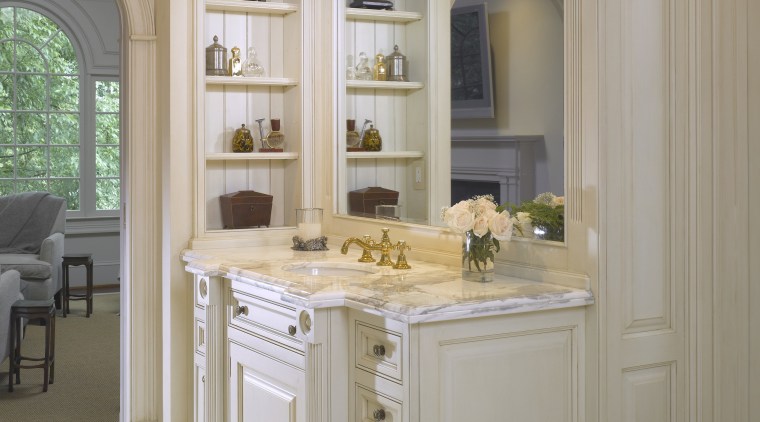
362,125,382,151
232,124,254,152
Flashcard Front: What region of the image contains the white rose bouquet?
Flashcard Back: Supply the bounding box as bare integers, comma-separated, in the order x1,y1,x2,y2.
442,195,514,277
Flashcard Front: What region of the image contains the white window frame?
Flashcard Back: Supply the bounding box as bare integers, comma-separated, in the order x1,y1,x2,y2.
1,4,121,224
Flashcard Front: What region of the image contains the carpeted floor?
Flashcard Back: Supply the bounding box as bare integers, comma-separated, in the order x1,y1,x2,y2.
0,293,120,421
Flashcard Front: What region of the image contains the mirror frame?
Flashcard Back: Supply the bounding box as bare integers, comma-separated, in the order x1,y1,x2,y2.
325,0,595,288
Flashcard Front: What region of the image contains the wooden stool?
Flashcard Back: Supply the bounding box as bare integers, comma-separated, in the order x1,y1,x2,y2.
9,299,56,392
62,254,94,318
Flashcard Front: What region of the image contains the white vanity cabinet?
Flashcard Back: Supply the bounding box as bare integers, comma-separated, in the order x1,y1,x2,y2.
186,254,590,422
349,308,585,422
226,279,308,422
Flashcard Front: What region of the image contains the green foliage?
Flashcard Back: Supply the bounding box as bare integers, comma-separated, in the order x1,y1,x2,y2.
462,231,500,272
96,81,119,112
505,197,565,242
96,178,119,210
96,114,119,144
50,76,79,111
16,74,46,110
50,113,79,145
0,6,117,212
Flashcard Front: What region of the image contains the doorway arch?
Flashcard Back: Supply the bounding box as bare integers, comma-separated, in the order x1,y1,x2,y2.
117,1,162,420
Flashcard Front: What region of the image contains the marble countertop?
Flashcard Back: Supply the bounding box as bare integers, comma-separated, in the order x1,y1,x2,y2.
182,246,594,324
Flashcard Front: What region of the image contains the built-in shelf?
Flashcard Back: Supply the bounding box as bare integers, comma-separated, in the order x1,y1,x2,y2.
206,76,298,86
206,152,299,161
206,0,298,14
346,80,424,90
347,151,424,159
345,8,423,23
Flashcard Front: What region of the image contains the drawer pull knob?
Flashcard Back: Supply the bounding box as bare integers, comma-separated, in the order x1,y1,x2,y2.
236,305,249,316
372,344,386,357
288,325,297,336
373,408,386,421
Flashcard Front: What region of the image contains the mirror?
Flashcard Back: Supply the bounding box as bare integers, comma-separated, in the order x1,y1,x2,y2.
336,0,565,240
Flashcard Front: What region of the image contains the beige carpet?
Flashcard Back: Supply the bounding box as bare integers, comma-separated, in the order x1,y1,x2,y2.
0,293,120,421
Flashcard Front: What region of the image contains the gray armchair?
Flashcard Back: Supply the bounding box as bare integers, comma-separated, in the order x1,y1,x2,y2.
0,268,22,364
0,192,66,301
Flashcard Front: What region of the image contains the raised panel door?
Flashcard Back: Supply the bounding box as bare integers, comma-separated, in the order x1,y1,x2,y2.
229,341,306,422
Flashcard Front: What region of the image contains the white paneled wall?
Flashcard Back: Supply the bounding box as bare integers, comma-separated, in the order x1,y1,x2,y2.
601,0,689,419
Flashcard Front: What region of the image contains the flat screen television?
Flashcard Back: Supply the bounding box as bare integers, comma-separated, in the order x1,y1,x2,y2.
451,3,495,119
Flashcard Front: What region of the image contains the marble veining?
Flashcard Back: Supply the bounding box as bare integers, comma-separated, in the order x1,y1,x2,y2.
183,246,594,323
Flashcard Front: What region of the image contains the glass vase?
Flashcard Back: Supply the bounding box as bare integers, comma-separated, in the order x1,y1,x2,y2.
461,230,495,283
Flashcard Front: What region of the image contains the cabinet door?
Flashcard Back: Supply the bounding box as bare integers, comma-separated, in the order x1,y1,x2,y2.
418,310,584,422
229,341,306,422
194,361,206,422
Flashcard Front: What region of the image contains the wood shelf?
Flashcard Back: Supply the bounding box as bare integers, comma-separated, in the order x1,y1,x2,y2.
206,76,298,86
346,151,424,159
206,152,299,161
206,0,298,14
345,8,423,23
346,80,424,90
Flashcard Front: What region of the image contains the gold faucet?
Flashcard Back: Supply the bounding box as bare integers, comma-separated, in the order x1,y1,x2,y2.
341,228,395,266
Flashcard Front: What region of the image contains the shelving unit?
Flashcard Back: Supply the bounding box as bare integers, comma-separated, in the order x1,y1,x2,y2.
206,76,298,86
339,2,430,222
346,80,423,90
196,0,305,234
206,152,299,161
346,151,423,159
205,0,297,14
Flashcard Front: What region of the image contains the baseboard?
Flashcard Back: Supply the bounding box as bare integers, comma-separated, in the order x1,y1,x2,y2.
69,283,120,294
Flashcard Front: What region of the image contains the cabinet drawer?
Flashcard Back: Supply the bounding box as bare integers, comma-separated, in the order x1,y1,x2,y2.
228,287,301,349
355,384,403,422
355,321,403,383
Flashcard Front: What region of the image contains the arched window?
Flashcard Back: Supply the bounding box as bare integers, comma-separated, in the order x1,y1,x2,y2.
0,6,120,215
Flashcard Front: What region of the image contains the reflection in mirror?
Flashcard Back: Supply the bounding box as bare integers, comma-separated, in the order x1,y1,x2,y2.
450,0,564,241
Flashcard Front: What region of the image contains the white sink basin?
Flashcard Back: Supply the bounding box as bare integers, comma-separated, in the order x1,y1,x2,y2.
282,262,378,277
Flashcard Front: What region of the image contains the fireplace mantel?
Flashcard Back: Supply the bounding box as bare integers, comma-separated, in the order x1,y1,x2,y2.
451,135,541,204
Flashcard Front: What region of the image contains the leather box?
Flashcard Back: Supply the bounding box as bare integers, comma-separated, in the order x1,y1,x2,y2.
219,190,273,229
348,186,399,216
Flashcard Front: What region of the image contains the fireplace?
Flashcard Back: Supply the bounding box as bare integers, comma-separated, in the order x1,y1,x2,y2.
450,135,539,206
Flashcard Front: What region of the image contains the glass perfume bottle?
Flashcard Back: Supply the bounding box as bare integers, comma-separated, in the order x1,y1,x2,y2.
346,119,361,149
229,46,242,76
242,47,266,77
373,52,387,81
362,124,382,151
232,124,254,152
355,52,372,81
265,119,284,151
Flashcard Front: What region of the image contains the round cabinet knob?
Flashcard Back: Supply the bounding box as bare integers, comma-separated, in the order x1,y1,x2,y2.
288,325,297,336
372,344,386,358
201,375,206,383
373,408,386,421
236,305,248,316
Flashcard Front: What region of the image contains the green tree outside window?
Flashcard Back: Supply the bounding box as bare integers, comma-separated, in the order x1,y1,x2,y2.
0,6,120,213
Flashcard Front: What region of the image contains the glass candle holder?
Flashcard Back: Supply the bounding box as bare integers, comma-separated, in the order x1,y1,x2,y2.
296,208,323,240
375,204,401,220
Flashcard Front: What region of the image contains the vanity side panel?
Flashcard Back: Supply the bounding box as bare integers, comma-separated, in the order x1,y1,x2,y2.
417,308,584,422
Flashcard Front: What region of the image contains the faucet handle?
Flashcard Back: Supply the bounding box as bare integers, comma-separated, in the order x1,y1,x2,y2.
380,228,391,244
393,240,411,269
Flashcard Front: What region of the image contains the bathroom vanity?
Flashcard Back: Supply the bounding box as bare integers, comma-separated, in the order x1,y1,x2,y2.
184,246,592,422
